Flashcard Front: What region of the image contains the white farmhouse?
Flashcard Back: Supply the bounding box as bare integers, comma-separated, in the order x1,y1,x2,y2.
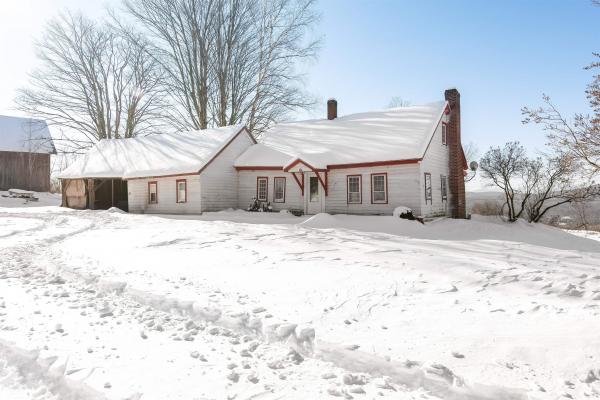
59,89,467,218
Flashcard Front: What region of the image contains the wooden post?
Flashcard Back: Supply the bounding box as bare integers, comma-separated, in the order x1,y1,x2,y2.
61,179,68,207
87,179,95,210
111,179,115,208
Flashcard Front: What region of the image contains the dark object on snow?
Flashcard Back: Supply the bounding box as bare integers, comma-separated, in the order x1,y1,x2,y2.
247,197,272,212
289,209,304,217
399,210,424,225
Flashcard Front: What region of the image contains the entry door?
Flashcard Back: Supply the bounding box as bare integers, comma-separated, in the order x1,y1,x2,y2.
305,173,325,214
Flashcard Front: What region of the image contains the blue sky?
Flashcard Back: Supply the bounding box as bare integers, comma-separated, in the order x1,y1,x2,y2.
1,1,599,157
300,0,600,156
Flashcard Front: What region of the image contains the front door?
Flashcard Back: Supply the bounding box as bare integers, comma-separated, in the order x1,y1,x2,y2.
305,173,325,214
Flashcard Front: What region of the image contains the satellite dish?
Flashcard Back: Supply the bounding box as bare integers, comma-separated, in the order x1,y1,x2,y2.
469,161,479,171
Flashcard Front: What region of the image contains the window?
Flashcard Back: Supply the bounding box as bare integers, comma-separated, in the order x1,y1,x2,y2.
371,173,387,204
424,173,432,204
442,123,447,145
274,177,286,203
256,177,268,201
148,181,158,204
176,179,187,203
440,175,447,201
347,175,362,204
309,176,319,202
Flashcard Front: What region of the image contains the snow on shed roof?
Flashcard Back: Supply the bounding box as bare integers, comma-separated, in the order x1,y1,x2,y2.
59,125,248,179
235,101,447,169
0,115,55,154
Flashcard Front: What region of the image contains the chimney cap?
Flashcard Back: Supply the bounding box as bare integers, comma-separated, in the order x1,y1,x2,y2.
327,98,337,120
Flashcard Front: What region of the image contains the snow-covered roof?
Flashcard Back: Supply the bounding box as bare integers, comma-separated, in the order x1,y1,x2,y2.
0,115,55,154
234,101,447,169
59,125,249,179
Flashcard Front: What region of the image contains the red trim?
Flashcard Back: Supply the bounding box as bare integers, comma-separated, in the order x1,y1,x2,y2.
176,179,187,203
148,181,158,204
329,159,421,170
291,172,304,195
256,176,268,202
346,175,362,204
370,173,388,204
273,177,286,203
198,127,256,173
284,158,328,196
129,172,198,180
283,158,325,173
235,166,282,171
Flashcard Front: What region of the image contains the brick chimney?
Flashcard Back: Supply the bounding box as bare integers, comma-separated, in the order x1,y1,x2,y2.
444,88,466,219
327,99,337,120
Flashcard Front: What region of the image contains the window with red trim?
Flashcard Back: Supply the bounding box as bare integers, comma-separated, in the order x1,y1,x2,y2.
371,173,387,203
441,175,447,201
148,181,158,204
176,179,187,203
424,173,432,204
273,177,285,203
257,177,268,201
347,175,361,204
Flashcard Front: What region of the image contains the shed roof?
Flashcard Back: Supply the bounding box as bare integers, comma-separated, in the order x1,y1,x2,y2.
234,101,447,169
59,125,250,179
0,115,55,154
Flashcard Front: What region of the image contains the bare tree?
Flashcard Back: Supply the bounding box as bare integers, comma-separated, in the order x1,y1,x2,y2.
524,153,600,222
16,12,168,153
122,0,320,135
480,142,600,222
479,142,531,221
387,96,411,108
522,49,600,174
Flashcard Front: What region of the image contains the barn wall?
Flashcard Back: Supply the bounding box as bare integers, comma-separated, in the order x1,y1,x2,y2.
0,151,51,192
62,179,87,209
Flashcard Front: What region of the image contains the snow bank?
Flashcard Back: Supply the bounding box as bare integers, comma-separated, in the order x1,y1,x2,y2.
0,339,107,400
300,213,600,252
0,191,61,209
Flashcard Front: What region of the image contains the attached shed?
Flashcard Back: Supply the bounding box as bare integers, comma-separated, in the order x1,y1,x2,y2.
0,115,55,191
58,125,255,213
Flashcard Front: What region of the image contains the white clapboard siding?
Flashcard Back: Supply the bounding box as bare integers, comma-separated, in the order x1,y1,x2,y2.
325,164,422,215
199,130,255,212
419,117,450,217
237,171,303,211
128,174,202,214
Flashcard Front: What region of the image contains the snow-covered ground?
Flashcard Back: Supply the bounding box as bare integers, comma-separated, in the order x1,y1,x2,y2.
0,191,61,208
1,206,600,400
568,229,600,243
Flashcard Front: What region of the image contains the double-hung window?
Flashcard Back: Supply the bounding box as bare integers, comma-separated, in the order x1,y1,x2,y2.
424,173,432,204
371,173,387,204
347,175,362,204
273,177,285,203
148,181,158,204
442,123,447,145
257,177,268,202
176,179,187,203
